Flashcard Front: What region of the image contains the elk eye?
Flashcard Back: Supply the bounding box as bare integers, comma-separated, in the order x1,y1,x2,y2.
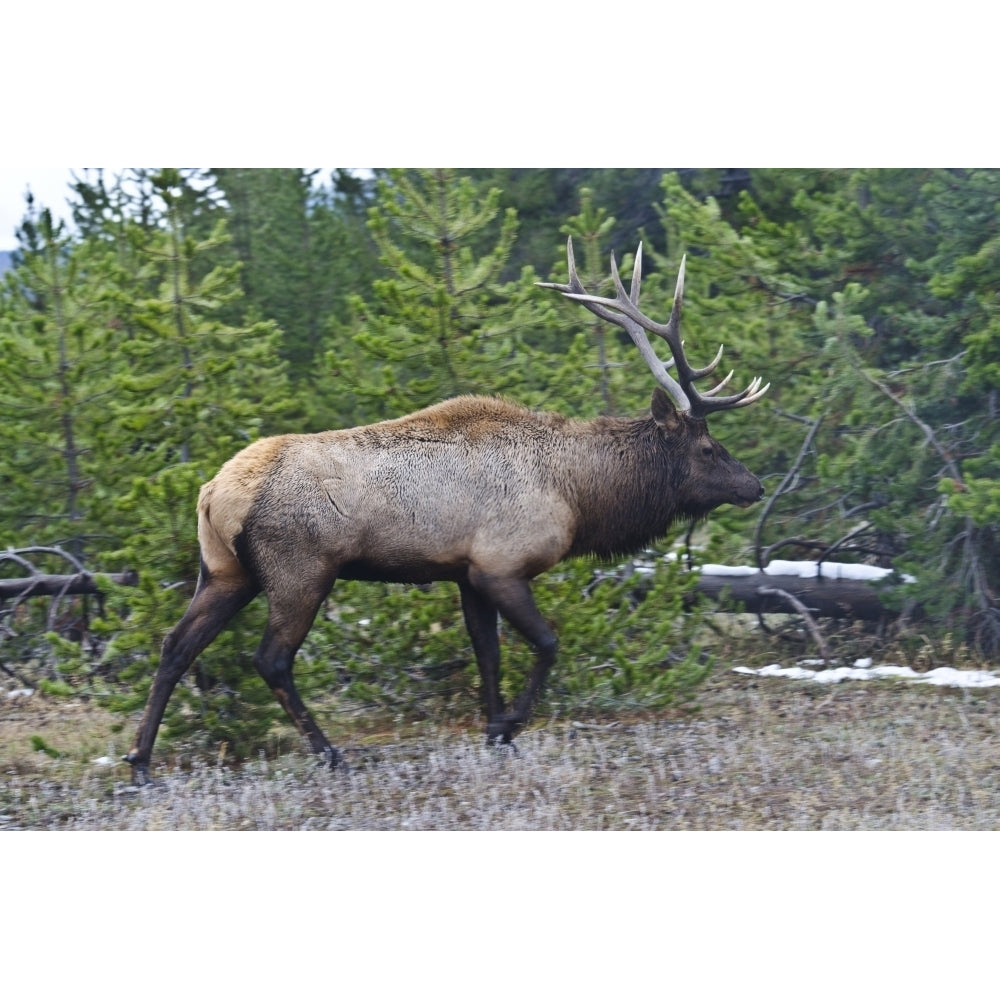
702,445,714,457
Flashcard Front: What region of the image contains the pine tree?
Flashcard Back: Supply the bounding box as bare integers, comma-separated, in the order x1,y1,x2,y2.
208,168,383,430
109,170,291,472
0,207,123,560
340,168,522,419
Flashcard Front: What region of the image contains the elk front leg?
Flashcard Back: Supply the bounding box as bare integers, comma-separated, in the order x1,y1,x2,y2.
459,581,504,722
253,584,340,768
467,571,557,744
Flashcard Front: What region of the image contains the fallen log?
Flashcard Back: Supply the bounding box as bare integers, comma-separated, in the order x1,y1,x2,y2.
0,570,139,600
693,571,895,621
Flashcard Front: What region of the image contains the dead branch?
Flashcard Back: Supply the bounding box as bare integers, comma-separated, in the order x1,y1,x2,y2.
754,412,824,568
757,585,831,662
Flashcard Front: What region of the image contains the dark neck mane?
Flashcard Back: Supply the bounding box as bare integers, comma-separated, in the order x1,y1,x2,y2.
561,417,686,559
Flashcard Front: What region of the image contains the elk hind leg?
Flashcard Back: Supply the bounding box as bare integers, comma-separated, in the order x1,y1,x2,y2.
125,567,259,783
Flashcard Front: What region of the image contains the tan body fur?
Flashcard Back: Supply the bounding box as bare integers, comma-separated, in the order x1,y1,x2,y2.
202,397,578,586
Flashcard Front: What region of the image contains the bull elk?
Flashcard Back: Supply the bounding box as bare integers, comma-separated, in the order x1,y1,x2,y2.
124,239,768,783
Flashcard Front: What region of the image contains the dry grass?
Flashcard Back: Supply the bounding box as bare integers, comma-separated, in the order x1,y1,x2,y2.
4,666,1000,830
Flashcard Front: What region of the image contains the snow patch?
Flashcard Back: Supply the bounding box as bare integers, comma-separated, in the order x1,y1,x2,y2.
733,660,1000,688
699,564,759,577
700,560,915,583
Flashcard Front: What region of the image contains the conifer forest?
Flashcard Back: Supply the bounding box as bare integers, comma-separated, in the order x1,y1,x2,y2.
2,168,998,760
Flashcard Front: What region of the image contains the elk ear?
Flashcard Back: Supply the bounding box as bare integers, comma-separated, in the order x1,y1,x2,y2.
651,387,684,431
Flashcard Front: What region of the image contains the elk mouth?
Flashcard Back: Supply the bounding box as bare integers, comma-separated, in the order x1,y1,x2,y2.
733,484,765,508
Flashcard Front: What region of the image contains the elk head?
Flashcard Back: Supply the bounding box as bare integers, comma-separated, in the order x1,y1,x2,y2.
540,238,769,515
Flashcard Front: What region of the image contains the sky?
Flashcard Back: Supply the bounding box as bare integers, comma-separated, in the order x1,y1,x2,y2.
0,167,83,249
0,168,347,252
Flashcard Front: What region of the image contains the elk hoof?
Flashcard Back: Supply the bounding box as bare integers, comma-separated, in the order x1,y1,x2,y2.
122,751,154,787
317,746,344,771
486,714,524,745
485,733,520,759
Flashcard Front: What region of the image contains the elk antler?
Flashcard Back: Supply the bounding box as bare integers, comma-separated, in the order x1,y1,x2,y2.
538,238,769,417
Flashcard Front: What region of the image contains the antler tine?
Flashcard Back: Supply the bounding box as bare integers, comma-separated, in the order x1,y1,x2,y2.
686,369,770,414
701,368,736,397
703,375,769,406
607,245,638,307
540,239,652,331
686,342,725,380
720,376,771,409
630,242,643,304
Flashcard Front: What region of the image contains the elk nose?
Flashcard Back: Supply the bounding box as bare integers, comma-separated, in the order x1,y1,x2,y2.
757,483,765,501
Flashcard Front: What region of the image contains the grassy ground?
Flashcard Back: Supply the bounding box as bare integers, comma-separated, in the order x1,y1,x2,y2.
4,664,1000,830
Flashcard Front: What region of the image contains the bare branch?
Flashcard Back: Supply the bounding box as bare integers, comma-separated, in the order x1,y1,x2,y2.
754,412,824,568
757,586,831,663
850,354,965,485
